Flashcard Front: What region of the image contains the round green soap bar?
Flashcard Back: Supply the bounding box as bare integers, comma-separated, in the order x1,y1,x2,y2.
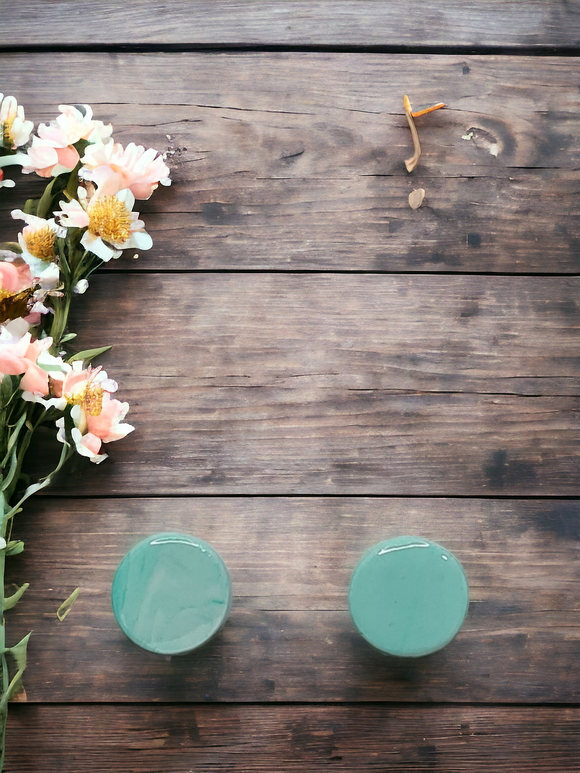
348,536,469,658
111,532,232,656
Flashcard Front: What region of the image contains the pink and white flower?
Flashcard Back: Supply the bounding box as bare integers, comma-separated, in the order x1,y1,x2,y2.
23,137,80,178
22,104,112,178
0,258,33,295
53,362,134,464
56,187,152,261
0,255,52,326
0,325,55,394
80,141,170,200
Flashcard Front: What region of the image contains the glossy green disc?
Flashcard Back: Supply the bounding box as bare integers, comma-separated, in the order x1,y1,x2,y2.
348,536,469,658
111,532,232,655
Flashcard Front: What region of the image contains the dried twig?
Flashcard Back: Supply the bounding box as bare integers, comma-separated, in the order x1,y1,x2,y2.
403,95,421,172
403,95,445,173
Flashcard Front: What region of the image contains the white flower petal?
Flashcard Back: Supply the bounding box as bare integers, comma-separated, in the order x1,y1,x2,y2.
37,350,68,373
22,392,67,411
129,230,153,251
80,231,118,262
55,417,68,445
102,422,134,443
71,428,108,464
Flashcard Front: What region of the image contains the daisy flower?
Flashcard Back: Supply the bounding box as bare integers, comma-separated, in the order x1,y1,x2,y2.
56,187,152,262
11,209,64,286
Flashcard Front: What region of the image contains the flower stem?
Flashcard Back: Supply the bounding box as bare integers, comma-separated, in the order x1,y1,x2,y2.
0,492,8,773
49,291,72,353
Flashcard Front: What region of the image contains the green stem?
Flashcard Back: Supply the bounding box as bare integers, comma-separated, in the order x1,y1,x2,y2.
49,291,72,353
2,405,35,507
0,492,7,773
0,433,73,773
0,654,6,773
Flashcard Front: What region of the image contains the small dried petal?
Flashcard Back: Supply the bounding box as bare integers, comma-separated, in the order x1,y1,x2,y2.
408,188,426,210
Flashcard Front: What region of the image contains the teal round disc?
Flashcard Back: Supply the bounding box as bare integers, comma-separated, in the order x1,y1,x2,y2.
111,532,232,656
348,536,469,658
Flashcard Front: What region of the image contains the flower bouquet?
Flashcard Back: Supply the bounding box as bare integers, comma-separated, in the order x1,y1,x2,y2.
0,94,170,769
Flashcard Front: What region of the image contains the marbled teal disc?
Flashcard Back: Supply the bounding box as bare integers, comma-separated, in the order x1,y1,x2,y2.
348,536,469,657
111,532,232,655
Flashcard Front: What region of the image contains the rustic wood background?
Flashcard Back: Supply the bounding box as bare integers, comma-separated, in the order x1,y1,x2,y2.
2,2,579,771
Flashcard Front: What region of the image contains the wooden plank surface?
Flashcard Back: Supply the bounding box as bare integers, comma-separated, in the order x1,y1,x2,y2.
1,54,579,272
24,272,579,497
4,1,580,49
6,497,580,703
6,705,580,772
2,11,580,772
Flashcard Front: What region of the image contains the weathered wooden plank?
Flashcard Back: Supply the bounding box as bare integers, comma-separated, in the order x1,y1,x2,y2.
6,704,580,772
5,1,580,49
23,272,580,496
1,53,579,272
68,274,580,396
6,497,580,702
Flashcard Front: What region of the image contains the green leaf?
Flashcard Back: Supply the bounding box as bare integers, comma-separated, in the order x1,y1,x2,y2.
65,160,82,200
0,374,20,403
2,675,25,707
35,177,59,220
20,479,52,499
0,375,16,409
74,138,90,157
55,236,70,281
0,242,21,254
57,588,80,621
0,632,32,711
60,333,77,343
2,439,73,522
5,540,24,556
7,679,26,703
68,346,111,364
3,583,29,611
1,447,19,492
22,198,38,216
8,633,31,671
0,412,27,469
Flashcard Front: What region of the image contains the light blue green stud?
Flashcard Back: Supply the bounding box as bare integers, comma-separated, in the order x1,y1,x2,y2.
111,532,232,656
348,536,469,657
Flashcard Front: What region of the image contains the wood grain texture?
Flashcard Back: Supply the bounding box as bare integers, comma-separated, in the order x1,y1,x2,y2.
24,272,580,496
5,497,580,703
1,54,579,272
4,1,580,49
6,704,580,772
3,7,580,772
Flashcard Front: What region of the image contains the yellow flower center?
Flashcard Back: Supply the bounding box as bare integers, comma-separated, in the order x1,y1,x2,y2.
2,117,15,149
87,196,132,244
66,383,105,416
24,225,56,261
